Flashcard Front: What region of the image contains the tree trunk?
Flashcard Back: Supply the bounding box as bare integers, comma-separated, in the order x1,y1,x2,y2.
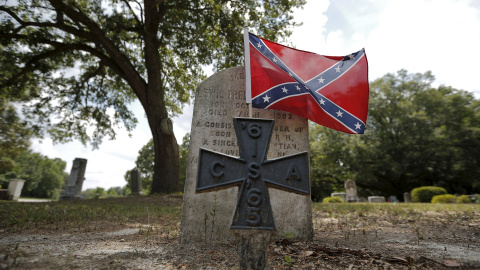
149,117,180,194
141,0,179,194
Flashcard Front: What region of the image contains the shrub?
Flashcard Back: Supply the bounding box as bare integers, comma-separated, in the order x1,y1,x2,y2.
322,196,344,203
431,194,457,204
456,195,472,204
470,194,480,203
411,186,447,203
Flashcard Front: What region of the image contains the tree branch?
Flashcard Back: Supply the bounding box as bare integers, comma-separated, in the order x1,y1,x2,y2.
46,0,147,100
122,0,144,34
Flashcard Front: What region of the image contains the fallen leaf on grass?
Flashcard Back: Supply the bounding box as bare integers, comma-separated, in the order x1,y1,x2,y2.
303,251,314,257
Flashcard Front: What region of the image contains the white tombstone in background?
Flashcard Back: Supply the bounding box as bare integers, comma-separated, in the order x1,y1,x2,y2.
7,179,25,201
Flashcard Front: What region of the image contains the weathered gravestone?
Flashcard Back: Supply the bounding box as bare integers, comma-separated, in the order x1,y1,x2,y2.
180,66,313,243
404,192,412,203
389,195,399,203
368,196,386,203
196,117,310,268
345,179,359,202
130,168,143,195
60,158,87,200
7,179,25,201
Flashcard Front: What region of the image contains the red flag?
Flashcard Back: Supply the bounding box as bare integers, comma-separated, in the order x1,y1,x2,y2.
246,33,369,134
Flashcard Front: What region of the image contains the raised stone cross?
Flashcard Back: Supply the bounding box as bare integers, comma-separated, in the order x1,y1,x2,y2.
196,117,310,230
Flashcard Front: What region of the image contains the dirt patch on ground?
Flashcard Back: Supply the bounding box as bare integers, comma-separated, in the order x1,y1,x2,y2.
1,197,479,269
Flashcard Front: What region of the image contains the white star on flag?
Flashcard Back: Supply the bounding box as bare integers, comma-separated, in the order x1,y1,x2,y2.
257,42,262,48
318,77,325,83
335,66,341,73
295,85,301,91
319,99,325,105
282,87,288,93
263,95,271,102
272,57,277,63
355,122,362,129
336,110,343,117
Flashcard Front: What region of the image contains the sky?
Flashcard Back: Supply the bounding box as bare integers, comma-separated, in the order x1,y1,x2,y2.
31,0,480,191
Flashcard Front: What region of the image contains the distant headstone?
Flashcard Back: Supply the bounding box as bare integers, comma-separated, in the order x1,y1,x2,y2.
180,66,312,243
388,195,399,203
60,158,87,200
331,192,346,201
130,168,143,195
368,196,386,203
345,179,359,202
403,192,412,203
7,179,25,201
359,197,368,202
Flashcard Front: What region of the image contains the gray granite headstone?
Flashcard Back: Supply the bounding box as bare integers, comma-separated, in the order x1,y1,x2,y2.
345,179,359,202
130,168,143,195
388,195,399,203
180,66,312,243
60,158,87,200
368,196,386,203
403,192,412,203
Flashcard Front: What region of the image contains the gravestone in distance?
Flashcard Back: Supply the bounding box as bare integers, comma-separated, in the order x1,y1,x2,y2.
180,66,313,243
60,158,87,200
368,196,386,203
7,179,25,201
130,168,143,195
404,192,412,203
345,179,359,202
389,195,399,203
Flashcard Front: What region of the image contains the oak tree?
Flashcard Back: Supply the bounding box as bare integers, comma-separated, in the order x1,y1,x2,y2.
1,0,305,193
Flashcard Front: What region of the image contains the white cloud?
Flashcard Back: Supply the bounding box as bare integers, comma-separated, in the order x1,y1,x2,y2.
364,0,480,93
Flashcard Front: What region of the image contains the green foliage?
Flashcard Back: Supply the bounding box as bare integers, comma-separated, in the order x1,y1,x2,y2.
0,100,67,197
1,1,305,194
0,151,67,198
309,123,357,201
322,196,344,203
470,194,480,203
411,186,447,203
456,195,472,204
0,101,33,176
284,255,294,267
125,133,190,193
309,70,480,199
82,186,127,199
178,133,190,190
431,194,457,204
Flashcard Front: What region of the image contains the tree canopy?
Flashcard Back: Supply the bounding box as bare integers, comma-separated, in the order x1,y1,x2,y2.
309,70,480,201
1,0,305,193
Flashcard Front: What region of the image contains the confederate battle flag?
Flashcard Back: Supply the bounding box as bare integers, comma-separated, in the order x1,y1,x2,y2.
244,31,369,134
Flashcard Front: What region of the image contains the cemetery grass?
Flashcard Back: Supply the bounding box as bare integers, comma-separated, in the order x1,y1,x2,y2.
0,196,479,269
